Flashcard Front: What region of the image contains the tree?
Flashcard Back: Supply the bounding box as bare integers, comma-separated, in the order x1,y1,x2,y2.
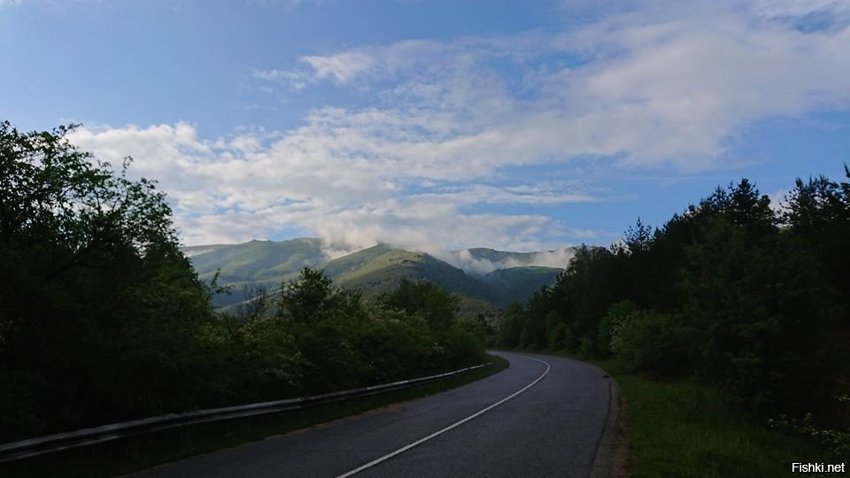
382,278,460,331
0,121,175,274
0,121,220,440
496,303,526,347
0,120,490,440
783,171,850,308
678,210,837,412
277,267,364,324
618,217,654,255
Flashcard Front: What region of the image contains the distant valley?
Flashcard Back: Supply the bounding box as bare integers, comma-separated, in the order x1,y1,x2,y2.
183,239,575,311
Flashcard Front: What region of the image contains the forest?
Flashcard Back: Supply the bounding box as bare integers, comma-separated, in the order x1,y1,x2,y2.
0,121,485,442
3,118,848,458
497,166,850,434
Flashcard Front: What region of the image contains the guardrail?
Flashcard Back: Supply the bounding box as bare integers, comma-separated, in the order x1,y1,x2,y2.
0,363,489,463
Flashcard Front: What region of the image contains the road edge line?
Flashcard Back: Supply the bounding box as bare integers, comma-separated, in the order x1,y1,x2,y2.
335,357,551,478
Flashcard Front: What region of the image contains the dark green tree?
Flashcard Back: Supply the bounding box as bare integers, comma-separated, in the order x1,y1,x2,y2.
382,278,460,331
0,121,221,440
278,267,364,324
496,303,527,347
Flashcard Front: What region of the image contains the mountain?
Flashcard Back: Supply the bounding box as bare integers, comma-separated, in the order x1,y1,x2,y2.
183,239,571,310
187,238,325,288
481,266,563,304
433,247,573,278
463,248,541,264
327,245,499,303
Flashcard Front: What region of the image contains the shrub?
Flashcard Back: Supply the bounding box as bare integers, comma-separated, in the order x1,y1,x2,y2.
607,304,695,375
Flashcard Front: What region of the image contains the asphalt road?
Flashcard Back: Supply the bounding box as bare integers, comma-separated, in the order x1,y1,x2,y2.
130,351,614,478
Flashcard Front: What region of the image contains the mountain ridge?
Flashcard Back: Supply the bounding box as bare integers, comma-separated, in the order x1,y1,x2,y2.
183,238,573,309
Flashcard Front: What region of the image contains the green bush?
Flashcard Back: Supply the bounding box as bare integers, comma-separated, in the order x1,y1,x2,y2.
598,300,638,358
546,323,568,351
607,304,695,375
577,336,595,357
496,303,526,347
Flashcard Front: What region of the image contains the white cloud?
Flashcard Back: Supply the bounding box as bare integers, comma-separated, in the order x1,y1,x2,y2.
258,0,850,172
253,69,309,91
70,0,850,252
768,187,792,214
748,0,850,23
301,52,377,83
67,122,594,250
436,248,577,275
560,3,850,167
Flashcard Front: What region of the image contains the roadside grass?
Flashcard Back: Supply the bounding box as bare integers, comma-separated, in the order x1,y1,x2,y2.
1,356,508,478
583,357,831,477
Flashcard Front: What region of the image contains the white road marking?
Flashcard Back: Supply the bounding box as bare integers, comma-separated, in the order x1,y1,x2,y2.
335,356,551,478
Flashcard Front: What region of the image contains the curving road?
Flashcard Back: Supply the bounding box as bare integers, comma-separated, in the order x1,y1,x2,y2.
130,352,616,478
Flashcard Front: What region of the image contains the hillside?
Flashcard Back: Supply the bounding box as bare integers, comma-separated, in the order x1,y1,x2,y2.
329,245,499,303
184,239,570,309
481,266,563,304
187,239,325,301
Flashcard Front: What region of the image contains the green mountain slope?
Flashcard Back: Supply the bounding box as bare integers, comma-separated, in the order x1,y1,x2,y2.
318,243,395,278
187,239,326,306
184,239,566,309
481,266,563,304
329,246,498,303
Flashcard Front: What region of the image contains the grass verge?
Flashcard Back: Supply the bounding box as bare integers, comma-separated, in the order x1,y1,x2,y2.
1,355,508,478
581,357,831,477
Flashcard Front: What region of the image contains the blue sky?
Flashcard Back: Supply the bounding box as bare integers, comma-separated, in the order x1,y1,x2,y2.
3,0,850,253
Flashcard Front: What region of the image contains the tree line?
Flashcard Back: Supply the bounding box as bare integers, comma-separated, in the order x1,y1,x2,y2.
0,121,484,442
498,170,850,426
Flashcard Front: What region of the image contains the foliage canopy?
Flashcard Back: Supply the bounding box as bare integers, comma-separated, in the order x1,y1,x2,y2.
0,121,485,442
497,173,850,428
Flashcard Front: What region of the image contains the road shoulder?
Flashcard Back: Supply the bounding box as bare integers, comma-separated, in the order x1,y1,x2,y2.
590,367,629,478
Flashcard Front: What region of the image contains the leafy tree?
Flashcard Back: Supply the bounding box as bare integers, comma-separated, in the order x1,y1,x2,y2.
500,173,850,425
783,171,850,313
616,217,654,255
496,303,526,347
678,214,836,411
237,283,272,321
603,301,695,375
382,278,459,331
0,121,489,441
278,267,364,324
546,322,569,351
0,121,223,440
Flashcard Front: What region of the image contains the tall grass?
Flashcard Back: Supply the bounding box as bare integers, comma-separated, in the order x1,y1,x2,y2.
597,359,830,477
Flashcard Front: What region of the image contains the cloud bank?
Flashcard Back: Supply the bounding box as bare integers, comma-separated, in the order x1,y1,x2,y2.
69,0,850,251
435,248,577,275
